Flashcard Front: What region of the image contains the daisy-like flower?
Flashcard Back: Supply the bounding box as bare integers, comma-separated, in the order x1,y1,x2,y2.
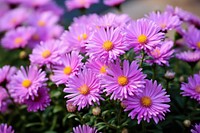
123,80,170,124
86,27,128,61
65,0,99,11
9,65,47,102
0,65,17,84
181,72,200,103
176,50,200,63
102,60,146,100
0,87,8,109
30,40,60,66
123,18,164,52
0,123,14,133
191,123,200,133
147,40,174,66
24,87,51,112
21,0,51,7
73,125,98,133
146,11,181,31
51,51,83,85
64,69,103,110
86,58,108,76
1,26,35,50
183,26,200,50
103,0,125,7
0,2,9,17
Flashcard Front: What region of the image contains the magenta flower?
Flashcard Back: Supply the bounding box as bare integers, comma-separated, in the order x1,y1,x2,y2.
86,27,128,61
191,123,200,133
0,2,9,17
123,80,170,124
1,26,35,50
24,87,51,112
102,60,146,100
104,0,125,6
0,123,14,133
183,26,200,50
0,87,8,109
176,50,200,63
0,65,17,84
30,40,60,66
147,40,174,66
123,18,164,52
64,69,103,110
65,0,99,11
181,72,200,103
73,125,98,133
9,65,47,102
51,51,83,85
146,11,181,31
21,0,51,7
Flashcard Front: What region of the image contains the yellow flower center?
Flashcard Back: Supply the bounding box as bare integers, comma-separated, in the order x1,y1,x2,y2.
100,65,107,74
103,40,113,51
32,34,40,41
22,79,32,88
118,76,128,86
37,20,46,27
138,34,147,44
79,84,90,95
151,48,161,57
141,96,152,107
14,37,23,45
195,86,200,93
78,33,88,41
197,42,200,48
63,66,72,75
42,50,51,58
160,24,167,29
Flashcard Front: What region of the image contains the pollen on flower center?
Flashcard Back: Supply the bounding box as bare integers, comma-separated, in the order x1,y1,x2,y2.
42,50,51,58
32,34,40,41
138,34,147,44
151,48,161,57
37,20,46,27
78,33,88,41
100,65,107,74
79,84,90,95
197,42,200,48
103,40,113,51
14,37,23,45
195,86,200,93
161,24,167,29
141,96,152,107
22,79,32,88
118,76,128,86
63,66,72,75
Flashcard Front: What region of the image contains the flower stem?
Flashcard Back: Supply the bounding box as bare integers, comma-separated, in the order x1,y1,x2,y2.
152,64,157,80
139,50,145,67
142,121,147,133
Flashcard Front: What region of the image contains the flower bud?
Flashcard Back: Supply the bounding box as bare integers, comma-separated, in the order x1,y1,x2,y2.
19,51,27,59
183,119,191,127
179,76,185,82
92,107,101,116
164,70,175,80
121,128,128,133
66,102,76,112
120,102,126,108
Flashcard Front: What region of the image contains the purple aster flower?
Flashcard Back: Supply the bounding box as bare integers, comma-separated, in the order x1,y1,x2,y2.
51,51,83,85
0,65,17,84
73,125,98,133
64,69,103,110
183,26,200,50
181,72,200,103
146,11,181,31
86,27,128,61
0,123,14,133
9,65,47,103
123,80,170,124
0,7,30,31
86,58,108,76
1,26,35,50
21,0,51,7
104,0,125,6
123,18,164,52
24,87,51,112
65,0,99,11
30,40,60,66
147,40,174,66
0,2,9,17
0,87,8,109
176,50,200,63
191,123,200,133
102,60,146,100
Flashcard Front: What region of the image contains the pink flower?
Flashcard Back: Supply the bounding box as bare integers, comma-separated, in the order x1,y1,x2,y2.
103,0,125,6
73,125,98,133
0,123,14,133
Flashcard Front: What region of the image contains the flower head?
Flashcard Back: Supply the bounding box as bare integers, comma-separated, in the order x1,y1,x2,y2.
0,87,8,109
0,65,17,84
191,123,200,133
176,50,200,63
0,123,14,133
123,80,170,124
24,87,51,112
102,60,146,100
73,125,98,133
64,69,103,110
181,72,200,103
51,51,83,85
123,18,164,52
103,0,125,6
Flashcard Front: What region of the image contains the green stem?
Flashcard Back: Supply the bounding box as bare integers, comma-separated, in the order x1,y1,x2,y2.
98,117,118,130
152,64,157,80
139,50,145,67
166,79,169,91
142,121,147,133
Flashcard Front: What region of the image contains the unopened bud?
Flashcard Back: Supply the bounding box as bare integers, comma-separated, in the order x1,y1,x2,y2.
19,51,27,59
183,119,191,127
121,128,128,133
92,107,101,116
120,102,126,108
179,76,185,82
66,102,76,112
164,70,175,80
